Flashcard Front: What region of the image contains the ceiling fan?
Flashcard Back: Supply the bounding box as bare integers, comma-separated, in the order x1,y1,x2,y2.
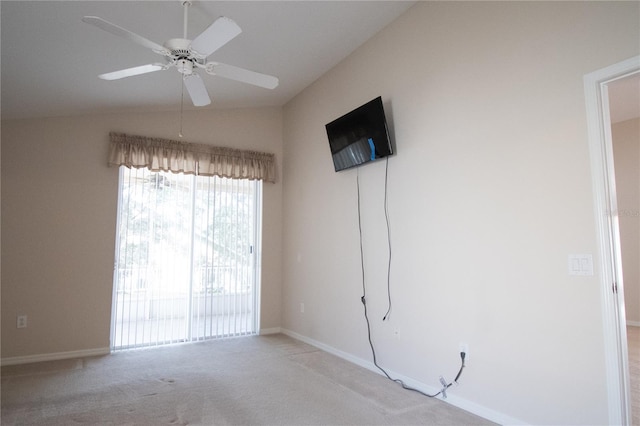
82,1,279,107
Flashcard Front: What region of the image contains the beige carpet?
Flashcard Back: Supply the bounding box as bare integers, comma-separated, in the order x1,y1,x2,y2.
1,334,493,425
629,326,640,426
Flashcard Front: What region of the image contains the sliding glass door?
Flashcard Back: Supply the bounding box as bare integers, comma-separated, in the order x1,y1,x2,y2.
111,166,260,350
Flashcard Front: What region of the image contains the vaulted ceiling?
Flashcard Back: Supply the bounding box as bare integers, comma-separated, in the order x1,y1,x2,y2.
2,1,637,123
1,1,415,120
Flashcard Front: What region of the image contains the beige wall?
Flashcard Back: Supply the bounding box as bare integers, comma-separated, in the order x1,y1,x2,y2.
282,2,639,425
1,107,283,358
613,117,640,325
2,1,639,424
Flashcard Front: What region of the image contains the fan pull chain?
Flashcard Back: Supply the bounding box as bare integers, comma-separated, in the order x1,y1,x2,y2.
179,76,185,138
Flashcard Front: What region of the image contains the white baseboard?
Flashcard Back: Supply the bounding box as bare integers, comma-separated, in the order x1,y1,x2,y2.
1,347,111,367
627,320,640,327
281,328,527,426
259,327,282,335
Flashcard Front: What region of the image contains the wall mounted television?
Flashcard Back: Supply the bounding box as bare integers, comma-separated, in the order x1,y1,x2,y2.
325,96,393,172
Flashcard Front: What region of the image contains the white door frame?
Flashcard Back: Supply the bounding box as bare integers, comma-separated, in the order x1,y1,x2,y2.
584,55,639,426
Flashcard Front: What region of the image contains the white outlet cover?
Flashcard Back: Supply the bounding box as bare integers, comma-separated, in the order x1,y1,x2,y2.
17,315,27,328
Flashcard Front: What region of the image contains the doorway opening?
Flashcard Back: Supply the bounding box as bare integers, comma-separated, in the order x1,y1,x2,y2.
609,73,640,426
584,56,639,425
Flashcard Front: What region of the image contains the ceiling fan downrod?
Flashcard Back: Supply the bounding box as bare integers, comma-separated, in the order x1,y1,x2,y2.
182,1,192,39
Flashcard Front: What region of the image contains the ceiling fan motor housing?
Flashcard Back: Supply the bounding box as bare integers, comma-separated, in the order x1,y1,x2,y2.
165,38,201,75
164,38,191,56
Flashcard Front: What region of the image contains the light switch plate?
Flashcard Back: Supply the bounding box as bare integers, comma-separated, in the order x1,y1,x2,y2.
568,254,594,276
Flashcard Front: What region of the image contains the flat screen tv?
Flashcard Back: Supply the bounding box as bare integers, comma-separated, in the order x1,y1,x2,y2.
325,96,393,172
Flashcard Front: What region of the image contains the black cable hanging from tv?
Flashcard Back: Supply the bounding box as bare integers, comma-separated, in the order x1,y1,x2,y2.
356,162,465,399
382,157,392,321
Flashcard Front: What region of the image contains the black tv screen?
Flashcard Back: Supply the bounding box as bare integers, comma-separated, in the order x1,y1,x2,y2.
325,96,393,172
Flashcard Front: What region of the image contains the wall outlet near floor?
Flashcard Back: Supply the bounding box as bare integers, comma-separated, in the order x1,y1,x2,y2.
459,342,469,359
17,315,27,329
300,302,305,313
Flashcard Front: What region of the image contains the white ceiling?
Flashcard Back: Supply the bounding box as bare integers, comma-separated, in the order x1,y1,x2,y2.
2,1,638,123
1,1,415,120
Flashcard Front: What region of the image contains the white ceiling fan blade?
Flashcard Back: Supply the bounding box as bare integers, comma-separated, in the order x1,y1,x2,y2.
82,16,170,55
190,17,242,58
99,64,165,81
183,74,211,106
209,63,279,89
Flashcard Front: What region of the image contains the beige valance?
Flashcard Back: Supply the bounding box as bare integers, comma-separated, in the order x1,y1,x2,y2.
108,132,276,183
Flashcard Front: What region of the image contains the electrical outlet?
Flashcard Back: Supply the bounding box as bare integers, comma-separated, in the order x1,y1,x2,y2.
300,302,305,313
459,342,469,359
17,315,27,329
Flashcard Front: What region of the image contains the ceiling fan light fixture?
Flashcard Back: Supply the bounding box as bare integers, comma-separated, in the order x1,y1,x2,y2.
177,59,193,75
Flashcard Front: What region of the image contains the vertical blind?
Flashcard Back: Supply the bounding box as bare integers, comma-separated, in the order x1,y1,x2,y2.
112,167,260,349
